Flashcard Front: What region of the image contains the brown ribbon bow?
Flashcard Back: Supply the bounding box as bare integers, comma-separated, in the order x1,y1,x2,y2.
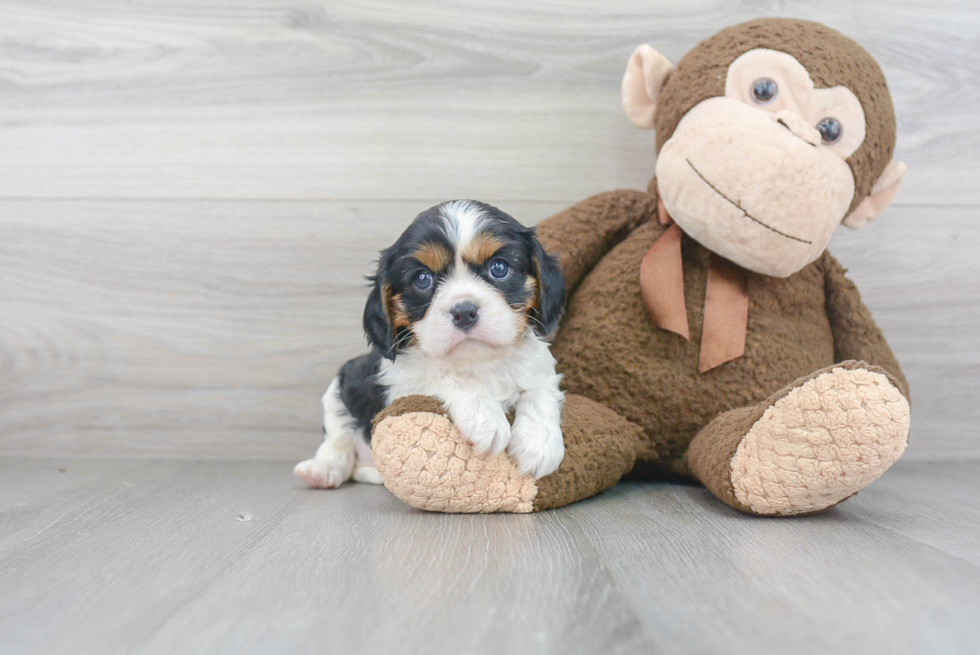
639,199,750,373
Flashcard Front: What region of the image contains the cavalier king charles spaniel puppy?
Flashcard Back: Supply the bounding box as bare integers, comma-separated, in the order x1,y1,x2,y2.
295,200,566,489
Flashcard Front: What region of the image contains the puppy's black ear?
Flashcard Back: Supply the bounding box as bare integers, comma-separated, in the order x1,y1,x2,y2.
363,248,396,359
526,228,566,336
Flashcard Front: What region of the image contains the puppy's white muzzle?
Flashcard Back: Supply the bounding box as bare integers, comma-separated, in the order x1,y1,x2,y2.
415,270,523,362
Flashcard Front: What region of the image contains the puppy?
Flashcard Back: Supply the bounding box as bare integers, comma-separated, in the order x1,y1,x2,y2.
294,200,566,489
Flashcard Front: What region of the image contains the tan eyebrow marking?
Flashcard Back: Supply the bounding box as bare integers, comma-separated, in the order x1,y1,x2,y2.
462,233,505,266
413,242,453,272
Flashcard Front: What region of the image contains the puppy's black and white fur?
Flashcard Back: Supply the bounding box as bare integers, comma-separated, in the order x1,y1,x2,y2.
294,200,566,488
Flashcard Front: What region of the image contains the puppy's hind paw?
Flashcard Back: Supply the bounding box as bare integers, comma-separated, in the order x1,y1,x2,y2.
294,456,354,489
352,465,384,485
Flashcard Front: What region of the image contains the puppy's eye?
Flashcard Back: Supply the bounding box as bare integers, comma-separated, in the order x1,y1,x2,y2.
413,269,433,291
488,259,510,280
816,117,843,144
751,78,778,105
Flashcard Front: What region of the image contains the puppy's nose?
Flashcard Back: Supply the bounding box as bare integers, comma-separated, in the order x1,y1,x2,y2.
450,302,479,331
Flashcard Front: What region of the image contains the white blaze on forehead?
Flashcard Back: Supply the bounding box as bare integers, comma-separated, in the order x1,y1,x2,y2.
439,200,487,262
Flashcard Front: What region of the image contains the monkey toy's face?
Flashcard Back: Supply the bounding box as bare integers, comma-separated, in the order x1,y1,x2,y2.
622,19,906,278
657,49,868,276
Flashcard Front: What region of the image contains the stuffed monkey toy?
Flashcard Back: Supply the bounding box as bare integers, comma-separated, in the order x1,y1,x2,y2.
370,18,911,516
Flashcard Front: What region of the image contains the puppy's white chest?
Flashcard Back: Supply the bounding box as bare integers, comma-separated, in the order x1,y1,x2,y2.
380,353,523,410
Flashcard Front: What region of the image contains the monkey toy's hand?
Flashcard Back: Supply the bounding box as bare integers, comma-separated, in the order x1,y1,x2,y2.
370,395,539,513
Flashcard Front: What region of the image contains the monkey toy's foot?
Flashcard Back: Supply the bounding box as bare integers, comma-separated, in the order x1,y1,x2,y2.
371,396,538,513
688,362,911,516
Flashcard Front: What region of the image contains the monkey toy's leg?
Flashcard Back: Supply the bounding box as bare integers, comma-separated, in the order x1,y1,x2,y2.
685,361,910,516
371,395,650,513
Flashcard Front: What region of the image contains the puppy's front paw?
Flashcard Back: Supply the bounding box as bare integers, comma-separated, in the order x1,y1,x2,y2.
449,398,511,456
508,414,564,479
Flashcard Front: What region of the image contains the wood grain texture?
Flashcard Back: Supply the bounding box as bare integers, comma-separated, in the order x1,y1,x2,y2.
1,201,976,460
569,464,980,655
0,458,978,655
0,0,976,460
0,199,565,459
0,0,977,203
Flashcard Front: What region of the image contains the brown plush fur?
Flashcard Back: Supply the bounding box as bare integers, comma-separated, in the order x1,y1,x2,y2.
538,184,908,474
654,18,896,214
683,404,764,514
532,394,649,511
373,394,449,428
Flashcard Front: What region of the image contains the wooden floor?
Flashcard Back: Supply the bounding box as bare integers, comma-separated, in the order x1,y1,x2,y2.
2,457,979,655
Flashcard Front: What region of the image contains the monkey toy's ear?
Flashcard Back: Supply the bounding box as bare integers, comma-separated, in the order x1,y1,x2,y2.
842,161,907,229
621,45,675,129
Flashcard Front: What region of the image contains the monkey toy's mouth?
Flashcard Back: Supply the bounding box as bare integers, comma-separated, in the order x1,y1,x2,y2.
685,159,812,245
654,96,856,278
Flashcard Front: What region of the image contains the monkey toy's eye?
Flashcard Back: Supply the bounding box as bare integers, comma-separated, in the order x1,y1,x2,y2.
488,259,511,280
413,269,433,291
751,78,778,105
816,117,843,144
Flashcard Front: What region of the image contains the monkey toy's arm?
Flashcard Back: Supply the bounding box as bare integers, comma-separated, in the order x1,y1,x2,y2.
535,188,659,296
822,252,910,398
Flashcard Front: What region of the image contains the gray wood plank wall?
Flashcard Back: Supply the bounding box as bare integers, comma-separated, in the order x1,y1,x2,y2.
1,0,977,461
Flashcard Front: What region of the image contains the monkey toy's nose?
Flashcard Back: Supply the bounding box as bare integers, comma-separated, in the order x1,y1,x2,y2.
773,109,822,147
450,302,480,331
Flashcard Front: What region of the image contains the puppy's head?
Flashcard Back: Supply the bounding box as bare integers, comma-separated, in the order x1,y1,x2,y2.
363,200,564,363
